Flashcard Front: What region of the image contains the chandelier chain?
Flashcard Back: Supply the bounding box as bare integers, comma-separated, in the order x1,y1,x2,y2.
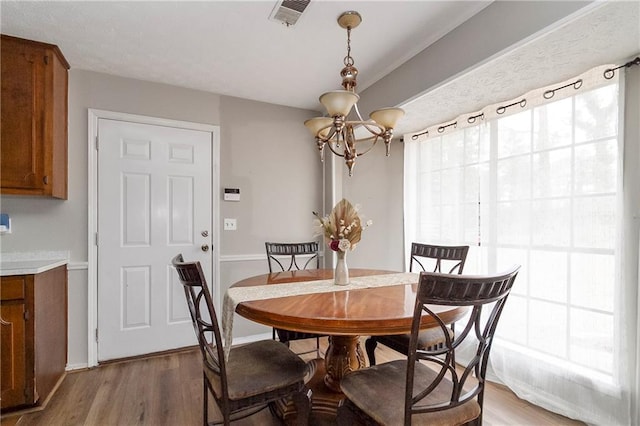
344,27,354,67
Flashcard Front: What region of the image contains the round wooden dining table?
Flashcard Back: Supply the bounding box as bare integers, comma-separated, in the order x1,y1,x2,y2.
230,268,468,417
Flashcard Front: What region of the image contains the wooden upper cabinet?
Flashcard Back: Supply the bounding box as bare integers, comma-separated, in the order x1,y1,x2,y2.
1,35,69,199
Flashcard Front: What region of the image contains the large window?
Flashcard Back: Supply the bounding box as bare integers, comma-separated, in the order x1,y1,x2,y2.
496,85,619,375
404,73,637,424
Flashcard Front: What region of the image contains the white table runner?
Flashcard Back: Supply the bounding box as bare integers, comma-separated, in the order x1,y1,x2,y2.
222,272,419,360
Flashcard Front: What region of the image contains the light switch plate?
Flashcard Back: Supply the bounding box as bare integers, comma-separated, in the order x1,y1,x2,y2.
223,218,237,231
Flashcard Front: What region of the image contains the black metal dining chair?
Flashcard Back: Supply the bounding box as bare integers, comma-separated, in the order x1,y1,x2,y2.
266,241,320,272
265,241,325,358
365,243,469,366
338,265,520,426
172,254,311,425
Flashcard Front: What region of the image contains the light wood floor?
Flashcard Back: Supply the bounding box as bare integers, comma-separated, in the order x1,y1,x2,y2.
1,338,584,426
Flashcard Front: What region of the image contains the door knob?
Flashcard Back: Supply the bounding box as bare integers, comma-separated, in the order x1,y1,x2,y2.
201,244,209,252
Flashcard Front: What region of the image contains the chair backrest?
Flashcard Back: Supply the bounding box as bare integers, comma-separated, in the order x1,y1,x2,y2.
171,254,229,400
404,265,520,425
265,241,319,272
409,243,469,274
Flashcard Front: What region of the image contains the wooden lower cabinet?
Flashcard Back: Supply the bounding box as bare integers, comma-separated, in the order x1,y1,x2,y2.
0,265,67,411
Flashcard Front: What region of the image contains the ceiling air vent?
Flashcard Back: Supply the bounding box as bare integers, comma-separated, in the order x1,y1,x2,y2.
269,0,311,27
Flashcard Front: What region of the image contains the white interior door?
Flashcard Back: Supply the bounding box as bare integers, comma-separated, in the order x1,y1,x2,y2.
97,118,213,361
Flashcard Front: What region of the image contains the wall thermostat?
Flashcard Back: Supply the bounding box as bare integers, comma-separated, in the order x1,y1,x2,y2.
224,188,240,201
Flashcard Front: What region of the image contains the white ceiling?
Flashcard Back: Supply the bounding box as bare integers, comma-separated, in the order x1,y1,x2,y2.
1,1,638,136
0,1,491,107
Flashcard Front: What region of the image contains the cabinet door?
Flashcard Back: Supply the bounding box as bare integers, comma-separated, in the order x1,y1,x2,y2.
0,37,47,193
0,301,29,409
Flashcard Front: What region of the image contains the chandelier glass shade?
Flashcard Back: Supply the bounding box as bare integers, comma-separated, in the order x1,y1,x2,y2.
304,11,405,176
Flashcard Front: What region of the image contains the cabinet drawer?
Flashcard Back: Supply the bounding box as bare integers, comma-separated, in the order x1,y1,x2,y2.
0,276,26,301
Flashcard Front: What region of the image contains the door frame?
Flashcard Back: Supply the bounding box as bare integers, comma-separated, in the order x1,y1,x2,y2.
87,109,220,367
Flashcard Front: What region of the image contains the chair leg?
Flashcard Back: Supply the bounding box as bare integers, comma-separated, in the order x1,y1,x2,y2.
364,337,377,366
202,373,208,426
337,398,368,426
315,336,321,358
451,323,456,367
337,399,353,426
465,416,481,426
474,388,485,426
291,387,312,426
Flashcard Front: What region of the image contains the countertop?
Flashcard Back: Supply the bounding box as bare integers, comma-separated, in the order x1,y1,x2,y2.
0,252,69,276
0,259,68,276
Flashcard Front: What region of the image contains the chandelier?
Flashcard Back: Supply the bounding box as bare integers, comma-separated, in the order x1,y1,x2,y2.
304,11,405,176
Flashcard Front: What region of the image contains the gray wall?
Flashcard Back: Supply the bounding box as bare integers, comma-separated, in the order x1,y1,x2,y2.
218,95,322,338
0,70,318,367
336,141,405,272
219,96,322,255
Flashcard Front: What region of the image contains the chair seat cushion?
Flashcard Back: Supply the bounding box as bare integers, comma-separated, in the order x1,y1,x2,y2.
205,340,308,401
340,360,480,426
378,326,453,352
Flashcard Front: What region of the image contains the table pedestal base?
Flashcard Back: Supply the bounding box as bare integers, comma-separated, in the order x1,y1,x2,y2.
274,336,367,423
324,335,367,392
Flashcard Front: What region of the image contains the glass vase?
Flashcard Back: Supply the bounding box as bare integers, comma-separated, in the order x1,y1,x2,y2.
334,250,349,286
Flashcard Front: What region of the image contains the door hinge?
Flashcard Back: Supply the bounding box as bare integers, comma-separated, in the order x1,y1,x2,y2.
95,232,99,246
43,55,49,65
23,310,30,321
95,136,99,150
95,328,99,342
43,175,49,185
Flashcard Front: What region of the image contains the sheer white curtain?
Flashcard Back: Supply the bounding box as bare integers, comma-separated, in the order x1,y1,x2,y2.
404,65,638,425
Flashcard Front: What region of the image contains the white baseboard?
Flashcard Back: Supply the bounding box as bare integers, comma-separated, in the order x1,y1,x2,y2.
66,362,89,371
66,333,271,372
231,332,272,345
